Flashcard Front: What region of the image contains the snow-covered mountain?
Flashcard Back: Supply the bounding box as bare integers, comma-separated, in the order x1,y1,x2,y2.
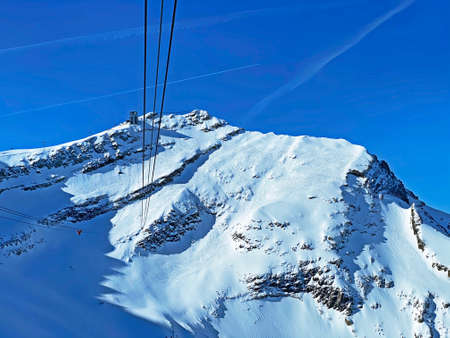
0,110,448,338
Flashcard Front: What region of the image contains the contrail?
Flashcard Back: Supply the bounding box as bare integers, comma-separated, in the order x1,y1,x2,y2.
0,2,364,55
1,64,260,118
0,28,141,55
160,63,259,85
247,0,415,120
0,9,281,55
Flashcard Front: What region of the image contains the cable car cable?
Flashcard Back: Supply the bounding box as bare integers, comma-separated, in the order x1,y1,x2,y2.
148,0,178,215
141,0,149,227
0,206,98,234
144,0,165,225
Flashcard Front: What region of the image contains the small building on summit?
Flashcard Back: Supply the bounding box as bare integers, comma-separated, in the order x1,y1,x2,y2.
129,111,138,125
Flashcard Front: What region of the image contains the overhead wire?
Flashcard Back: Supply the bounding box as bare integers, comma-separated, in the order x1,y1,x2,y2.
141,0,150,227
145,0,178,227
0,214,54,229
0,206,97,234
0,206,39,222
143,0,165,226
1,1,177,236
0,0,177,235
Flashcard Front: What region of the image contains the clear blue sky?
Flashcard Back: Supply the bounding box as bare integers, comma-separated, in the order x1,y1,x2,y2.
0,0,449,212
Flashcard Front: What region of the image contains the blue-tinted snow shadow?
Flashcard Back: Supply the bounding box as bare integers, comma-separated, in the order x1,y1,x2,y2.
0,127,211,337
158,128,191,139
0,184,185,337
335,172,406,313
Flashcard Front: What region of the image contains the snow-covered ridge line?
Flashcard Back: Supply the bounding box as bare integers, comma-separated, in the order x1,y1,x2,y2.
410,205,449,277
0,124,135,181
0,110,230,183
347,154,416,205
42,131,240,226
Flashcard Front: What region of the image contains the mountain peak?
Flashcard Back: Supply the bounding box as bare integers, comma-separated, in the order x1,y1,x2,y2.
0,110,448,337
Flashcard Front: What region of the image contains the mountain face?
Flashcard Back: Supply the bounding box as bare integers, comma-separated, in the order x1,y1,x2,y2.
0,110,448,338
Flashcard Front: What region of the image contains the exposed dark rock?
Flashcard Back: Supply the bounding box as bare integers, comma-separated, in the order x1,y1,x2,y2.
231,232,261,251
0,229,44,257
137,210,201,251
411,205,426,251
246,261,354,315
23,175,66,191
348,155,411,204
0,128,142,183
267,221,290,229
410,205,449,277
416,293,439,338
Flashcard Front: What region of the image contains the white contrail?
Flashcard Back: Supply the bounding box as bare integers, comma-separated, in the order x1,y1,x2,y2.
0,9,278,55
0,28,141,55
0,2,363,55
0,10,262,55
247,0,415,120
1,64,260,118
160,63,259,85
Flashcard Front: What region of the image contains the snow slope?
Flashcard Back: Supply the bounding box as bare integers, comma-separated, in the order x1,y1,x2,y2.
0,110,448,337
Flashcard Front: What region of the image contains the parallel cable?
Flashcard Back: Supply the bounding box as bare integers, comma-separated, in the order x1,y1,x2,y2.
0,206,97,234
147,0,178,223
141,0,150,226
143,0,165,225
0,214,54,229
0,206,39,221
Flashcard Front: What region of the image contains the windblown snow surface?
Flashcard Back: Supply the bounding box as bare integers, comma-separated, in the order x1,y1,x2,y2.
0,110,448,337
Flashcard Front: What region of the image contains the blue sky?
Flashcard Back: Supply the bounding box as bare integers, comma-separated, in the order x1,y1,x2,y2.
0,0,449,212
